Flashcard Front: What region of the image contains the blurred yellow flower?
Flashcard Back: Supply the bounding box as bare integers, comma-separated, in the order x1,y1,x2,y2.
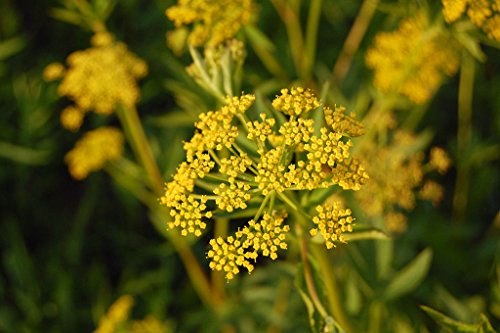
56,32,148,115
429,147,452,174
43,62,65,81
60,106,85,132
442,0,500,41
419,180,445,206
366,15,459,104
130,315,170,333
166,0,254,47
93,295,134,333
354,130,425,232
65,127,124,180
93,296,170,333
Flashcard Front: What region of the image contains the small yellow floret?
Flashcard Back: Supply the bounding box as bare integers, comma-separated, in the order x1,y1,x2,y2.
60,106,85,132
43,62,65,81
310,202,354,249
272,87,321,116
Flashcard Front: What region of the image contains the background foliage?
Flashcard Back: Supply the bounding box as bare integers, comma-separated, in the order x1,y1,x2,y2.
0,0,498,332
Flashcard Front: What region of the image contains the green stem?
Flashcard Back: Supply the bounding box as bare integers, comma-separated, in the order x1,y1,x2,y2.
115,104,220,310
310,244,355,333
271,0,305,78
116,104,163,195
298,225,329,319
453,51,475,223
244,25,289,81
332,0,379,83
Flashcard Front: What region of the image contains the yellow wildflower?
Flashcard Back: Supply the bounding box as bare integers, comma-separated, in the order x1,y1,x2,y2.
65,127,124,180
442,0,500,41
93,296,170,333
442,0,468,23
93,295,134,333
165,0,254,47
324,106,364,137
354,131,424,227
60,106,85,132
366,15,459,104
43,62,65,81
310,202,354,249
429,147,452,174
160,88,368,278
57,32,148,115
207,212,289,280
385,211,407,234
419,180,445,206
130,315,170,333
272,87,321,116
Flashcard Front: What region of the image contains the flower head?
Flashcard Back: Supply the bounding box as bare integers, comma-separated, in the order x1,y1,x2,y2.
160,88,369,279
442,0,500,41
93,295,134,333
166,0,254,48
354,130,450,233
65,127,124,180
366,15,459,104
60,106,85,132
52,31,147,115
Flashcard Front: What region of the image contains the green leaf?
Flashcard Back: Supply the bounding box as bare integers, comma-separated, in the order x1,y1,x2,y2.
383,248,432,300
421,306,498,333
145,111,197,128
0,141,51,165
49,8,84,26
376,239,393,280
0,37,25,61
455,31,486,62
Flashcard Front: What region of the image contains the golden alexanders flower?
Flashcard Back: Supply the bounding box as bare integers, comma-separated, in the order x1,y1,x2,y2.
93,295,134,333
165,0,254,47
354,130,451,234
45,31,147,132
442,0,500,41
65,127,124,180
160,87,369,279
366,14,459,104
93,295,170,333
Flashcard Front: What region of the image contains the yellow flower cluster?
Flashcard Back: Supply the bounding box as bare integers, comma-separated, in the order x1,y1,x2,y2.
160,153,215,236
183,94,255,161
324,106,364,137
354,131,451,233
442,0,500,41
93,295,134,333
65,127,124,180
366,15,459,104
93,295,170,333
48,31,147,124
272,87,321,116
207,211,289,280
160,88,369,279
60,106,85,132
310,202,354,249
429,147,452,174
166,0,254,47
